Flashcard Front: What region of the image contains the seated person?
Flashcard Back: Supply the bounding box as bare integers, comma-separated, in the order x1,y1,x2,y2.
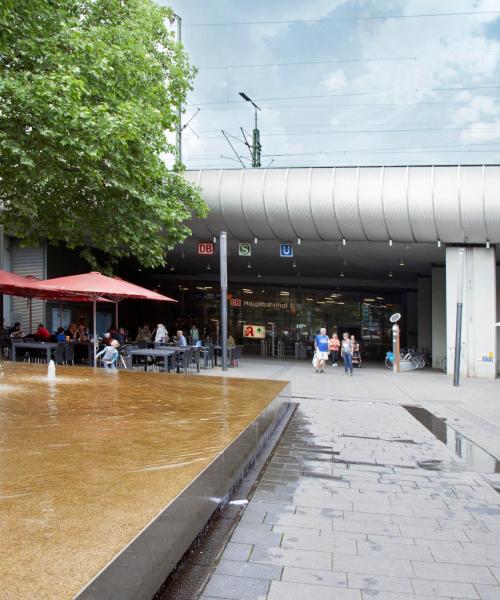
176,330,187,346
111,326,125,344
65,323,77,340
136,323,151,342
9,322,24,338
76,324,89,342
55,327,66,342
35,323,50,341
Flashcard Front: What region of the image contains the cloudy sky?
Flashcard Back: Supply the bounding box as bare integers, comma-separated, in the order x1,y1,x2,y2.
160,0,500,169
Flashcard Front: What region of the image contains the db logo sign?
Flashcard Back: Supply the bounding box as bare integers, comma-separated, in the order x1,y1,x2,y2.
231,298,242,307
197,242,214,255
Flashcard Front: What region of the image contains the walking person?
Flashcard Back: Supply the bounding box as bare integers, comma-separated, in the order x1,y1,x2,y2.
341,332,354,376
329,332,340,366
351,334,362,368
314,327,330,373
153,323,169,344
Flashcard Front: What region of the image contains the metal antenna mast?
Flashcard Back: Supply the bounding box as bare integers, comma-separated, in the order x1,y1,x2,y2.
239,92,262,167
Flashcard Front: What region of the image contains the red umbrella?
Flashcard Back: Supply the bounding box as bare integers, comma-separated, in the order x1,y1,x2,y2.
29,272,176,366
0,269,111,332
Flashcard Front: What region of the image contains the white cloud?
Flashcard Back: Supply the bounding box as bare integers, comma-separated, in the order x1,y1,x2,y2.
323,69,347,91
461,119,500,142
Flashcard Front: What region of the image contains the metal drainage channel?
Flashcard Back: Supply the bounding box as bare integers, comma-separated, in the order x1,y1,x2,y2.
151,402,298,600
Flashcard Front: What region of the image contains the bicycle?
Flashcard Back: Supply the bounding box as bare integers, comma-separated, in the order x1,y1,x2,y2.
385,348,424,370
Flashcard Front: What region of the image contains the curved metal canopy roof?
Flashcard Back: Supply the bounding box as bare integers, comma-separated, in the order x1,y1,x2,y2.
184,165,500,243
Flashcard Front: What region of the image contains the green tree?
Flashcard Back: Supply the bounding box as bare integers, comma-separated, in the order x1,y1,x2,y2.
0,0,206,269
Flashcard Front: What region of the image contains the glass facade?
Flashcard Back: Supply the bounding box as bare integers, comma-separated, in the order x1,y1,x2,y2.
165,283,402,359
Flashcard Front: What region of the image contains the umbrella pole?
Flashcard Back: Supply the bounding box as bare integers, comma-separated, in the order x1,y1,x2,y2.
59,302,63,328
29,297,32,333
115,300,119,329
93,296,97,368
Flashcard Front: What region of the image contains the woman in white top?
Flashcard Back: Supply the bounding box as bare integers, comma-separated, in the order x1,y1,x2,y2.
154,323,168,343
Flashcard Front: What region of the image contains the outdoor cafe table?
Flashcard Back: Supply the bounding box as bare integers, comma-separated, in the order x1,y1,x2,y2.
129,348,177,372
11,341,58,363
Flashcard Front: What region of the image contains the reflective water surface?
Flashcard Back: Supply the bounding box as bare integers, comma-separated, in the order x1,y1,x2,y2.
0,363,287,600
404,405,500,474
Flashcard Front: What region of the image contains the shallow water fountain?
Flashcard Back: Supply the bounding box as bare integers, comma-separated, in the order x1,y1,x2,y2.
0,361,290,600
47,359,56,381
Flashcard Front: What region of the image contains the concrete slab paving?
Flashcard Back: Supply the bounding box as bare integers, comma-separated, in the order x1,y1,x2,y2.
199,359,500,599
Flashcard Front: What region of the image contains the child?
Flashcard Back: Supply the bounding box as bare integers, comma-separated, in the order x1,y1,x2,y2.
329,333,340,366
96,339,120,370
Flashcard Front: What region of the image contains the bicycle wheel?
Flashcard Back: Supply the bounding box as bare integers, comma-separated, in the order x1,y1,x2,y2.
417,356,425,369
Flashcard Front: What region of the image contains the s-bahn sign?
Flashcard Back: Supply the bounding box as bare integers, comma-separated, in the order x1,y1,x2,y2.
238,243,252,257
197,242,214,255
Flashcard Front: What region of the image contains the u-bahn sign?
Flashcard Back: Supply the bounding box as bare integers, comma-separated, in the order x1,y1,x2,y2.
280,243,293,257
197,242,214,255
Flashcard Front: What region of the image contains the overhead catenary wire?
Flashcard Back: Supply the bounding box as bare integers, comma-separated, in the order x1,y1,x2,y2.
191,84,500,106
183,140,500,161
183,125,500,141
183,9,500,27
184,119,500,135
187,98,500,112
196,51,500,71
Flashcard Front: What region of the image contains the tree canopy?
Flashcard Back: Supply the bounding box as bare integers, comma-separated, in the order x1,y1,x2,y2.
0,0,206,269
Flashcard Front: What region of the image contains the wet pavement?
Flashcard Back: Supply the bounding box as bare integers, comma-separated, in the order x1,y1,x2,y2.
199,360,500,600
0,363,286,600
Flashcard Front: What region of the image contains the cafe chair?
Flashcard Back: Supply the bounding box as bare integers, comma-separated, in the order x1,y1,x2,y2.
54,342,66,365
189,347,200,374
65,343,75,366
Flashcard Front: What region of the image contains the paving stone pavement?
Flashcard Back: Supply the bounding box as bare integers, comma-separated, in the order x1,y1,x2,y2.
199,360,500,600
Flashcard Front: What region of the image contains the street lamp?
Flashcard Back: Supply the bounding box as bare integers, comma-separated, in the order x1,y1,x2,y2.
170,14,182,162
239,92,262,167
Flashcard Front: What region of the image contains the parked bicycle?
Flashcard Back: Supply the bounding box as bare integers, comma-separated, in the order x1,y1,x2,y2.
385,347,425,370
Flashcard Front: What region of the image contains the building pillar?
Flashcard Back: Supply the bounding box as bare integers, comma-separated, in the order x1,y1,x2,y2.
417,276,432,352
431,266,446,369
497,265,500,377
446,246,497,379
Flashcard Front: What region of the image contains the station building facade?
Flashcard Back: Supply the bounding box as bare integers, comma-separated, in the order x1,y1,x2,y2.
179,165,500,379
2,164,499,378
